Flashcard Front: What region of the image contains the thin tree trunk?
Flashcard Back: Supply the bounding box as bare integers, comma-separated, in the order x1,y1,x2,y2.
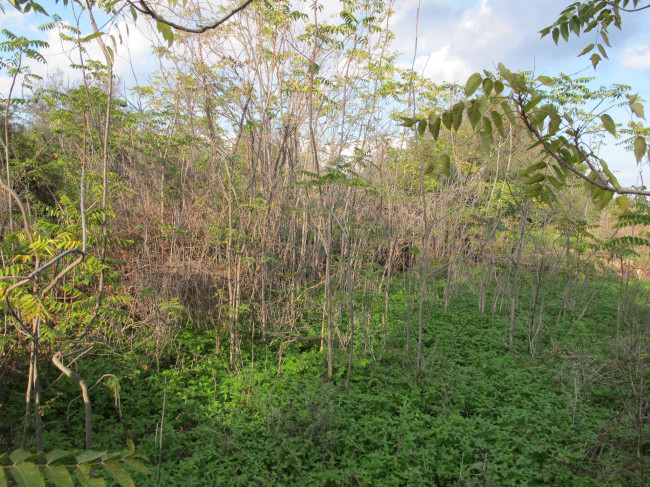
509,202,530,347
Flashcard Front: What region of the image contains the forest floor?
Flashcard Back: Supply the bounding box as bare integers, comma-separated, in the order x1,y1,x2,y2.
3,273,649,486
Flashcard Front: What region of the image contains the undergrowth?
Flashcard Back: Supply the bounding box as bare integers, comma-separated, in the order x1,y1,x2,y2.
2,274,649,486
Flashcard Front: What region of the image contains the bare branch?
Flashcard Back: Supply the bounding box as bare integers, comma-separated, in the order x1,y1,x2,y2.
52,351,92,449
127,0,256,34
0,177,33,244
1,248,85,284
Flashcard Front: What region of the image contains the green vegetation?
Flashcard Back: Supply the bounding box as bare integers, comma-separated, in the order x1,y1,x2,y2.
1,0,649,485
3,273,648,485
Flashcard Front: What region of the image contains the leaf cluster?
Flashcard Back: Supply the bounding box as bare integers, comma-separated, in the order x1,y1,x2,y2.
0,441,150,487
403,66,648,208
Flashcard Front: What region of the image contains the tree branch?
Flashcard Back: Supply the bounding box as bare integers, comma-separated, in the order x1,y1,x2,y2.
52,351,92,449
518,101,650,197
0,177,33,244
127,0,256,34
603,0,650,13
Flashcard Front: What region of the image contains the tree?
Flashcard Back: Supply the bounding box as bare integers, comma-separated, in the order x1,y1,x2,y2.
0,2,119,451
401,1,648,204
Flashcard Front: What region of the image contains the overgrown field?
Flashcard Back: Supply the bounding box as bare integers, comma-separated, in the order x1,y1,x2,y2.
3,273,648,486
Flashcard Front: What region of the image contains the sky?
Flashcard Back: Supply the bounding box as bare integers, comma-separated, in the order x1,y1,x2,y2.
0,0,648,187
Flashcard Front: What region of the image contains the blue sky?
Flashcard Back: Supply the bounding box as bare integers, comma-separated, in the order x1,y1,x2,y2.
1,0,648,187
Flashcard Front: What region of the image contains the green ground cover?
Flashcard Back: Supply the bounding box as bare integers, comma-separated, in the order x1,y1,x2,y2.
4,273,646,486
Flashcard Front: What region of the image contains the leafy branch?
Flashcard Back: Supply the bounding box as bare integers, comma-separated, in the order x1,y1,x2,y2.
540,1,650,67
402,65,648,209
0,441,150,487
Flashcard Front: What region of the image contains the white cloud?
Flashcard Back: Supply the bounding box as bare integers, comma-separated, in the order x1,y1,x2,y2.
0,7,26,27
387,0,591,82
0,12,157,98
391,0,519,83
459,0,516,50
398,48,472,84
622,43,650,69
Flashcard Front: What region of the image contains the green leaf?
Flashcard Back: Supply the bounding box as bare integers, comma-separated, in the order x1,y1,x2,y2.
423,159,434,175
548,113,562,135
417,119,426,137
480,130,492,152
155,20,174,47
125,440,135,455
78,32,104,43
476,94,488,115
510,73,527,93
101,461,135,487
46,450,74,465
481,116,492,138
630,102,645,119
441,154,451,178
538,192,553,205
596,188,614,209
528,107,546,127
523,183,543,198
615,196,630,212
10,462,44,487
590,53,601,68
76,451,106,464
600,114,616,136
120,459,151,477
520,161,546,177
9,451,33,464
552,27,560,44
451,102,464,131
496,62,511,80
442,110,453,130
75,465,106,487
490,110,505,137
524,95,543,112
464,72,482,97
523,173,546,185
45,465,74,487
493,80,504,95
634,136,647,162
547,175,563,190
501,101,516,123
560,147,575,165
428,115,441,139
482,77,493,96
560,22,569,41
578,43,594,56
615,211,650,228
467,100,481,129
0,465,6,487
552,163,567,183
537,75,555,86
601,30,610,47
399,116,417,128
